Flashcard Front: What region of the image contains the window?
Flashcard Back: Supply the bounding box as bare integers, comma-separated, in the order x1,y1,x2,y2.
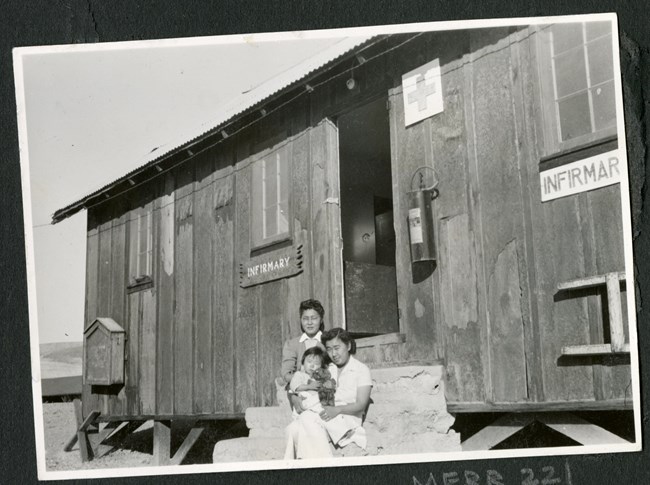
538,21,617,155
251,144,291,248
128,205,154,290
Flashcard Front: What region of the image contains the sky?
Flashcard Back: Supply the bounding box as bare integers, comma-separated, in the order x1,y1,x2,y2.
19,33,349,344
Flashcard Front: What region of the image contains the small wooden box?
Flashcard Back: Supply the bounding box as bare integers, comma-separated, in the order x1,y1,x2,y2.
83,318,125,385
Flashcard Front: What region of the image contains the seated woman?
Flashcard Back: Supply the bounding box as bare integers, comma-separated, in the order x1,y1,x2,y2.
280,299,326,386
284,327,372,459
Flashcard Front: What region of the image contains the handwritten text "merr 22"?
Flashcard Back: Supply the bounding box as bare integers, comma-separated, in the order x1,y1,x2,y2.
413,464,570,485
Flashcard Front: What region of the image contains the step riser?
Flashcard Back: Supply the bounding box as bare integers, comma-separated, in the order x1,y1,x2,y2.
215,365,459,462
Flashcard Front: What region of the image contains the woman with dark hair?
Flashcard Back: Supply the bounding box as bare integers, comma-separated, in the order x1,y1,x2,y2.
284,327,372,459
280,299,326,385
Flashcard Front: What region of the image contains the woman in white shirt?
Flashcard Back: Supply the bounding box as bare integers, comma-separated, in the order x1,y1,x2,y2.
284,327,372,459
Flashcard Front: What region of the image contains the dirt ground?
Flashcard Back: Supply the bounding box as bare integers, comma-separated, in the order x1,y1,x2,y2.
43,402,247,471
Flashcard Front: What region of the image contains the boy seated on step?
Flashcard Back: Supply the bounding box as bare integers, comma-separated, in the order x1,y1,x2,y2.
288,346,355,445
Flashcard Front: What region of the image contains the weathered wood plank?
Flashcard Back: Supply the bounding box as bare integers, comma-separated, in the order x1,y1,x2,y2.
461,54,492,405
258,280,286,406
285,229,310,341
124,203,143,417
449,399,633,413
561,343,630,355
170,426,204,466
388,85,438,363
509,28,545,403
356,333,405,348
323,120,345,329
139,288,156,415
461,414,535,451
109,203,128,327
156,173,175,415
538,413,631,445
536,197,595,401
174,166,195,415
587,184,631,401
213,168,235,414
193,152,215,413
85,210,100,327
287,125,314,336
126,291,140,416
470,31,532,403
97,210,113,319
487,241,527,402
497,28,595,403
310,120,341,327
606,273,625,352
82,210,101,418
233,155,259,411
153,420,172,466
557,272,626,290
74,400,100,462
108,203,128,417
438,214,483,402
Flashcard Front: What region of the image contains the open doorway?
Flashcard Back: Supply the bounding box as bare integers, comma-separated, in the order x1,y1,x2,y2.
338,97,399,338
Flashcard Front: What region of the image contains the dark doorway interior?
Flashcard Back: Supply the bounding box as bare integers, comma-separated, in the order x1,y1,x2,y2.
338,97,399,337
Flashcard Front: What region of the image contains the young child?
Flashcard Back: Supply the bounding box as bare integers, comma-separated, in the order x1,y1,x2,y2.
288,346,354,446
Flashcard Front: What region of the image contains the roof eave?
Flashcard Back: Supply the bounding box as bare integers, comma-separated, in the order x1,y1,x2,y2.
51,35,382,224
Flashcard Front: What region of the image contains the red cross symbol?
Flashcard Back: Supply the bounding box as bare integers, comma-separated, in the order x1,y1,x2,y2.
407,73,437,112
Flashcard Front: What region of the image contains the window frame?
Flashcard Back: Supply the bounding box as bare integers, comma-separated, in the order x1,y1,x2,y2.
536,22,617,158
250,138,293,251
127,202,155,293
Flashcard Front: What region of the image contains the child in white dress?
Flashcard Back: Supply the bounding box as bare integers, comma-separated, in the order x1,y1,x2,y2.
287,347,354,446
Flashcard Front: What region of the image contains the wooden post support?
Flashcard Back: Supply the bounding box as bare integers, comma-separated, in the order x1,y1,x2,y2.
462,412,630,451
170,426,204,466
537,413,630,445
72,399,100,462
461,414,536,451
153,420,172,466
606,272,625,352
90,421,121,459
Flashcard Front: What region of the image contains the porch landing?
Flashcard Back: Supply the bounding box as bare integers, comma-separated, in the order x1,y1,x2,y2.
212,365,461,462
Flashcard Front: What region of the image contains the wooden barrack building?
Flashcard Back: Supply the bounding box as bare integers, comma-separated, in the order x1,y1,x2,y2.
54,21,633,461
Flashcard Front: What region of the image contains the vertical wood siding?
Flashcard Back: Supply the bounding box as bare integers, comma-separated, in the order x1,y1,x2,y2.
82,29,630,418
156,174,175,415
174,167,195,414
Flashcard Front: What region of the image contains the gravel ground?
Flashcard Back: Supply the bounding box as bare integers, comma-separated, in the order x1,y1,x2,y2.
43,402,154,471
43,402,247,471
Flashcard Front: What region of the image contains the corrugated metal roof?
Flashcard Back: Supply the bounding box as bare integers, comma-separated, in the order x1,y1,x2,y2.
52,35,376,223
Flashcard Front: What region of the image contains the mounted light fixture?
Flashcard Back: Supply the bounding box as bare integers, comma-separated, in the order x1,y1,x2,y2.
407,166,439,263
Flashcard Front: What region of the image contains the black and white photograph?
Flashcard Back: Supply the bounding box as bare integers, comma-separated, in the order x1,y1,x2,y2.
13,13,641,481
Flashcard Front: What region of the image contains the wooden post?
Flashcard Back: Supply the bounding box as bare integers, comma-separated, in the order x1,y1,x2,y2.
605,272,625,352
72,399,99,462
90,421,121,459
170,425,204,466
538,413,630,445
153,420,172,466
461,414,535,451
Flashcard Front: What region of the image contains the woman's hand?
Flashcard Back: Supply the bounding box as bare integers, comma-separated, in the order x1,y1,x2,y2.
290,393,307,414
304,381,321,391
319,406,342,421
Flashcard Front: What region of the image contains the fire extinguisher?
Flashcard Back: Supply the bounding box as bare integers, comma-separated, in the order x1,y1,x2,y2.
407,167,439,263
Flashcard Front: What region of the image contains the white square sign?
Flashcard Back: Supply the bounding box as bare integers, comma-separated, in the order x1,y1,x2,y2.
402,58,444,127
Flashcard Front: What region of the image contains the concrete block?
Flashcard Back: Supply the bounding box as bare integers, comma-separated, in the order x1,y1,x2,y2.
245,406,292,432
213,436,286,463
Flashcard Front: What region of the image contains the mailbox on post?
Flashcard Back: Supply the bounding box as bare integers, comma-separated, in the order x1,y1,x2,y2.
83,318,125,386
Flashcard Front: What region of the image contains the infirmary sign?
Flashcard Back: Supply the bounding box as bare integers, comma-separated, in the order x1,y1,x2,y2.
540,149,621,202
239,244,303,288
